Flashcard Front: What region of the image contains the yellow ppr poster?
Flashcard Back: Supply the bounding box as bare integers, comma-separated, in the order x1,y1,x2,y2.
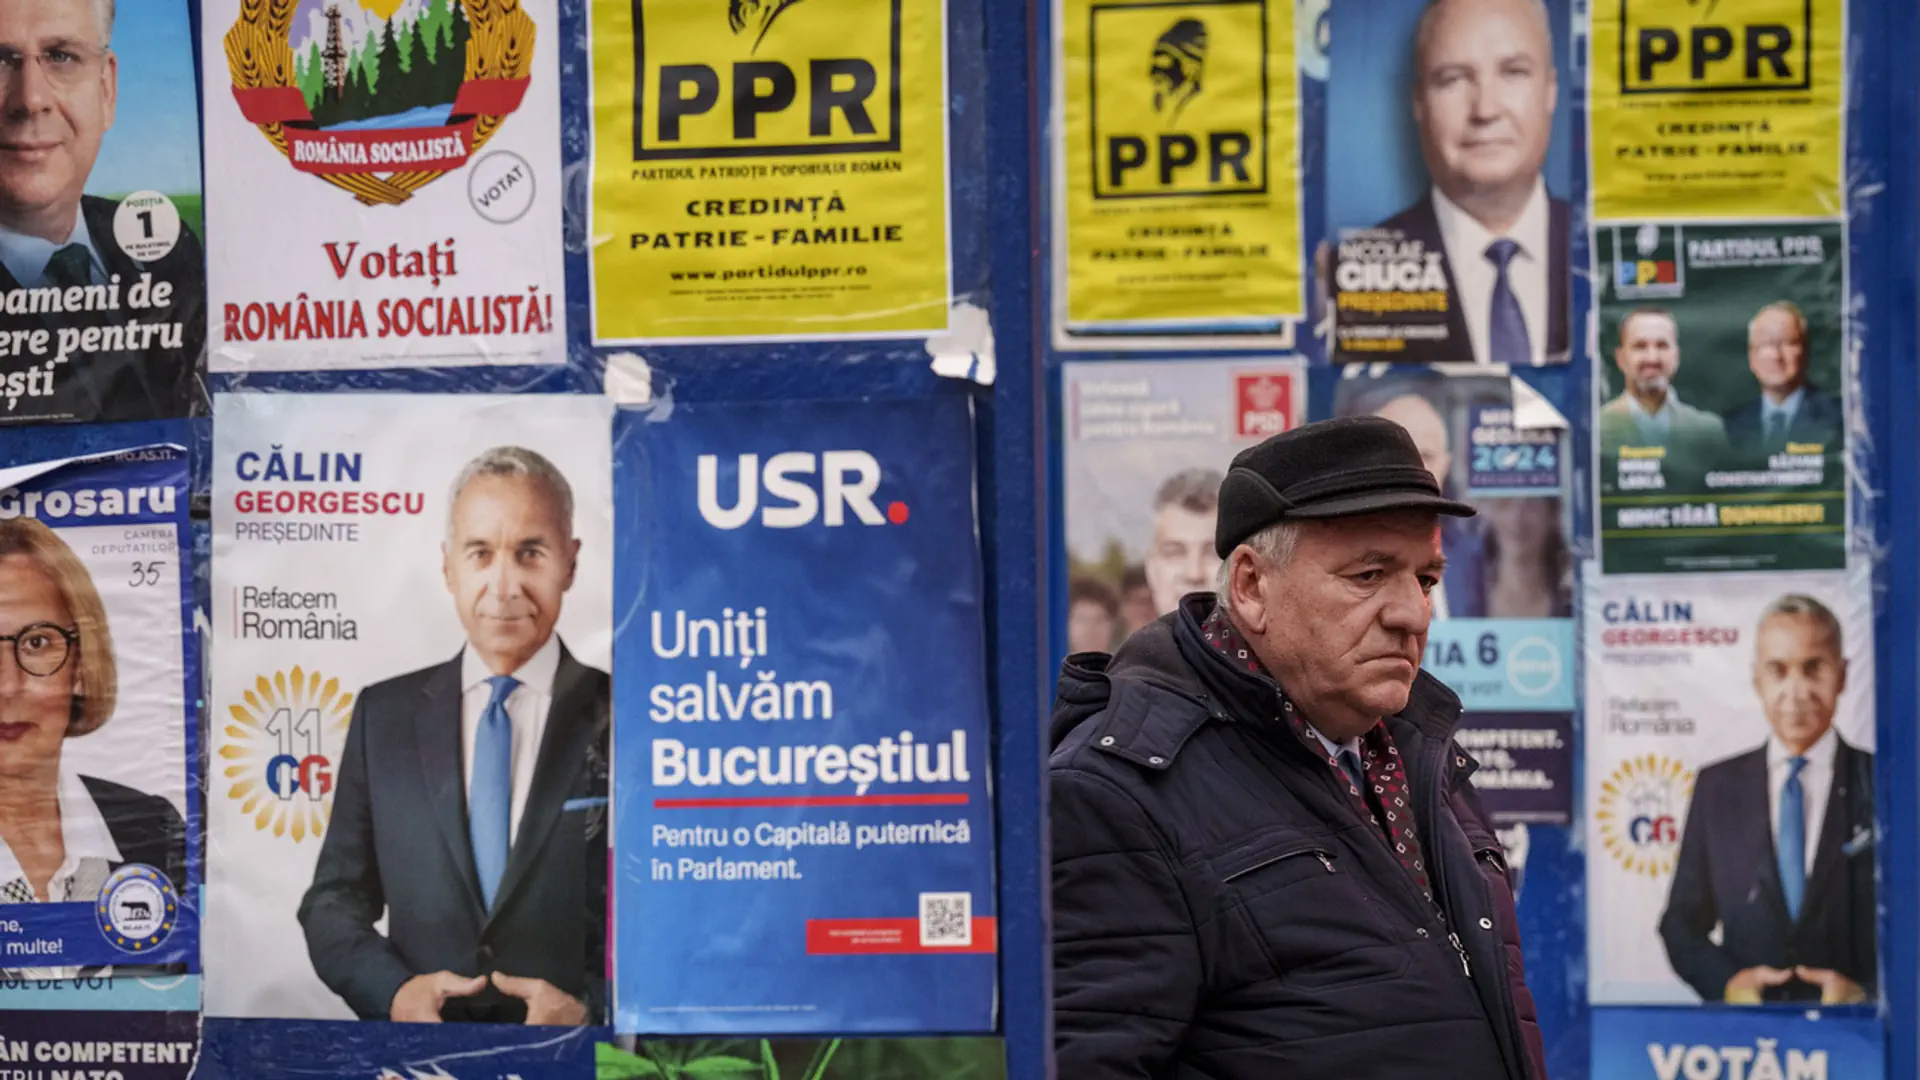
590,0,950,342
1059,0,1301,331
1592,0,1844,220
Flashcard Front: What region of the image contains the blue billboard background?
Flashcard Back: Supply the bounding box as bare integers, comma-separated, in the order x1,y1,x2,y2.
611,396,997,1034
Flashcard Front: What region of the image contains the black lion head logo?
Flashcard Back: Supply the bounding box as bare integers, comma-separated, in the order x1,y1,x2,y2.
1150,18,1208,122
729,0,806,51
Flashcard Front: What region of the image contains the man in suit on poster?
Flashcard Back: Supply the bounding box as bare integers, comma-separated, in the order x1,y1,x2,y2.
1659,594,1875,1005
1721,302,1845,459
1367,389,1488,619
1374,0,1569,366
0,0,204,420
300,447,610,1025
1598,307,1731,469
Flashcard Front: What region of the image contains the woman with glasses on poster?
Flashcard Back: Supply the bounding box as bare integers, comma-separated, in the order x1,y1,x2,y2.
0,518,183,913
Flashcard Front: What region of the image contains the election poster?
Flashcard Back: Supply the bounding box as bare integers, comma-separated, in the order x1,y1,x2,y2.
1329,366,1573,824
0,1010,200,1079
0,446,197,972
1324,0,1575,367
0,1,205,423
206,393,613,1025
1596,221,1847,574
1585,568,1875,1006
1061,358,1302,651
614,396,996,1034
1055,0,1302,333
1592,1008,1882,1080
202,0,566,371
589,0,952,343
1591,0,1845,221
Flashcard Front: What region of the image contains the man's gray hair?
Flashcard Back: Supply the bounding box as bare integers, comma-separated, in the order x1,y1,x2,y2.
448,445,575,537
1759,593,1844,655
92,0,115,45
1155,467,1223,514
1215,520,1300,609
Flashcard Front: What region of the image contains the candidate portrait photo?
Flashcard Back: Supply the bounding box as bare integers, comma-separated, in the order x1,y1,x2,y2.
297,445,610,1025
1658,593,1875,1006
1323,0,1572,367
0,0,205,422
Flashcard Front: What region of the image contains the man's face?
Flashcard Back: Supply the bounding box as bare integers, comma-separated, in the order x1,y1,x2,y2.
1748,307,1809,397
1257,512,1443,735
1144,503,1219,614
1615,313,1679,396
1412,0,1556,205
1752,612,1845,755
0,0,114,225
1067,598,1115,655
1372,394,1452,489
442,474,580,673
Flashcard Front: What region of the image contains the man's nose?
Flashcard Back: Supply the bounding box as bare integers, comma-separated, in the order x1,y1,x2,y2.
1381,577,1432,635
1466,75,1497,121
489,555,523,598
6,55,55,116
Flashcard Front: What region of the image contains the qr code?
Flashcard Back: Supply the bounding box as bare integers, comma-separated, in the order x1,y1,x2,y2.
919,891,972,947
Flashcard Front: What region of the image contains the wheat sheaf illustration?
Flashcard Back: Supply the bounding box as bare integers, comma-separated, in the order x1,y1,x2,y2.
224,0,534,206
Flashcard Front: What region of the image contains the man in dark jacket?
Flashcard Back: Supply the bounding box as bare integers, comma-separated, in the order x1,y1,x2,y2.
1050,416,1547,1079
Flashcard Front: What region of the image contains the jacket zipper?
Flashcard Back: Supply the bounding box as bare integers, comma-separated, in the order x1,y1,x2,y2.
1447,931,1472,977
1221,846,1336,883
1414,733,1530,1080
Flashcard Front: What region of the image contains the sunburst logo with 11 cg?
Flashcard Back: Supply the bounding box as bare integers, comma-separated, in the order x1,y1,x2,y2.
222,667,355,841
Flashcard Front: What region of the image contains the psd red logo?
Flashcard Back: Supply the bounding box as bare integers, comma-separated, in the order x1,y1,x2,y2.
1236,373,1294,438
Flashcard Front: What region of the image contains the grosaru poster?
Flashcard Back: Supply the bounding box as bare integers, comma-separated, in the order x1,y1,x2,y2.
1055,0,1302,333
202,0,567,371
1061,357,1301,650
206,393,613,1026
1596,221,1847,574
1328,366,1574,825
0,446,196,972
589,0,951,343
613,397,996,1034
1324,0,1574,366
1590,0,1845,220
1585,568,1875,1007
0,1,205,423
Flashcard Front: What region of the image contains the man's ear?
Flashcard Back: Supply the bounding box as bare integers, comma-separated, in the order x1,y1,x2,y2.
1228,548,1269,635
101,49,117,131
441,541,454,594
562,537,581,591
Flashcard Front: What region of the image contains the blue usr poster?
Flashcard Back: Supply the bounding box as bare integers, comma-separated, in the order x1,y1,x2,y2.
612,396,998,1034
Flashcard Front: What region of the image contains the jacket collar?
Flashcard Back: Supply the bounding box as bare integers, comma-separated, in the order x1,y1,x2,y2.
1054,595,1467,772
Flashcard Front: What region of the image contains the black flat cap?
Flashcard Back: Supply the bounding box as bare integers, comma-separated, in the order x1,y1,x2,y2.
1215,415,1475,557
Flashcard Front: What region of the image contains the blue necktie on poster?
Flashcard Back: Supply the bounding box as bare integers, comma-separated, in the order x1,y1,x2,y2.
1778,756,1808,921
1485,239,1531,367
470,675,519,910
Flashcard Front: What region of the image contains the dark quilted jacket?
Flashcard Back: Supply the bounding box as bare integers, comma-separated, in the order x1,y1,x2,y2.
1050,601,1547,1079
